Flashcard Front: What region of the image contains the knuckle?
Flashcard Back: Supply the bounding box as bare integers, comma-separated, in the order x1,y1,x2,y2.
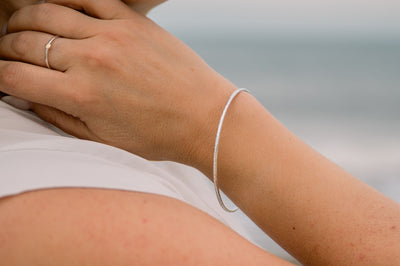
10,32,32,57
80,29,130,70
103,27,132,47
83,46,115,69
102,30,124,43
69,91,87,107
67,83,97,108
70,93,98,113
30,3,55,27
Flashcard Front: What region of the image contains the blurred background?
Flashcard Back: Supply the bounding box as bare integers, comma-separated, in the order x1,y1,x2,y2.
148,0,399,262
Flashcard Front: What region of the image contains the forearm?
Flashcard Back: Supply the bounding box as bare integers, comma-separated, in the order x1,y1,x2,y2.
193,90,400,265
1,1,398,263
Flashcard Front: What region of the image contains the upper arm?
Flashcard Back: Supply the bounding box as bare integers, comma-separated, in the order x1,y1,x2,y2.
0,188,292,265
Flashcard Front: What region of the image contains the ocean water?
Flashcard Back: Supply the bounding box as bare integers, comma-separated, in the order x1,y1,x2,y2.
178,35,400,205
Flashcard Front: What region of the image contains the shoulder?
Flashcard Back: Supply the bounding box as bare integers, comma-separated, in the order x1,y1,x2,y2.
0,188,292,265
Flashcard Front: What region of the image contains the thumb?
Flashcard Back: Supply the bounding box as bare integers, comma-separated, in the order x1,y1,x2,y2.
31,103,93,140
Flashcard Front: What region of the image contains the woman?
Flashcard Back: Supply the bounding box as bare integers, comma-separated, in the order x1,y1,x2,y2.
0,0,399,265
0,1,294,265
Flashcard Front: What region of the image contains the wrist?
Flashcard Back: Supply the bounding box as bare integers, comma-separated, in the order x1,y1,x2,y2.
180,76,237,174
191,89,281,199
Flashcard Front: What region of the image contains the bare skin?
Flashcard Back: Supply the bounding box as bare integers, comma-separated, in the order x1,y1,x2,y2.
0,189,292,266
201,92,400,265
0,0,399,265
0,1,293,265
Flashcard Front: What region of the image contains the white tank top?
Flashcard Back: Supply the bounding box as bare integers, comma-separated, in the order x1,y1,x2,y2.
0,100,293,259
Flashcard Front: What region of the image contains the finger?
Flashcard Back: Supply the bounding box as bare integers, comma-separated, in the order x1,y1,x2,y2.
0,32,75,71
31,103,93,140
7,3,99,39
124,0,168,15
0,60,75,114
45,0,134,20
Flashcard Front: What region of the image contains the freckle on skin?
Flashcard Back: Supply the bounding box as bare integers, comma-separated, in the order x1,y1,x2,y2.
391,225,397,230
292,227,296,230
142,218,148,224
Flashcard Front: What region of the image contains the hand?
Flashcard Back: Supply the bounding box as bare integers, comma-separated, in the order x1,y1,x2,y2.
123,0,167,14
1,0,166,19
40,0,168,15
0,0,166,100
0,0,236,165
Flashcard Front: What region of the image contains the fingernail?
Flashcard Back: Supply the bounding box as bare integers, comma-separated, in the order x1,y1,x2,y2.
1,96,32,110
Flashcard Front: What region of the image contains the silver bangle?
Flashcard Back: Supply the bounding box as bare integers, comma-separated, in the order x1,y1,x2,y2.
213,88,249,212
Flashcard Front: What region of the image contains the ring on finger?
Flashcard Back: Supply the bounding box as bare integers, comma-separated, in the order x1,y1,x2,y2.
45,35,59,70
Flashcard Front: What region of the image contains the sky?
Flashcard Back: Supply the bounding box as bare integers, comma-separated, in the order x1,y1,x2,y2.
149,0,400,38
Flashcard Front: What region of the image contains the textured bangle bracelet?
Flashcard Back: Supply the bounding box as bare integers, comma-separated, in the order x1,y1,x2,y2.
213,88,249,212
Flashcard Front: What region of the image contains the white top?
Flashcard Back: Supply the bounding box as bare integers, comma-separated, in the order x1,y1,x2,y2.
0,100,293,259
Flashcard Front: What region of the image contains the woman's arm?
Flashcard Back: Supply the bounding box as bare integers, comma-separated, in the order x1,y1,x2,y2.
0,188,292,266
0,1,398,264
193,91,400,265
